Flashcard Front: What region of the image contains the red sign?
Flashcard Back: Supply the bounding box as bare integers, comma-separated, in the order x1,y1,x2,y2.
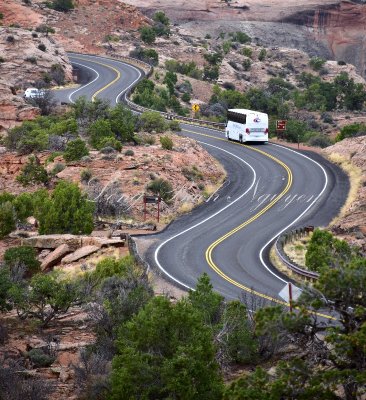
276,120,287,130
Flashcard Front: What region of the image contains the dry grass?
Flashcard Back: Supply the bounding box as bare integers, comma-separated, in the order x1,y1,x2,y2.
283,235,311,267
324,152,363,226
269,246,305,285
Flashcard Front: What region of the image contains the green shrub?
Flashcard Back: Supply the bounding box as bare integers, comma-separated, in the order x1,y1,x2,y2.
242,59,251,71
51,0,74,12
159,135,173,150
13,193,34,222
241,47,252,58
0,202,16,239
37,180,94,235
147,178,174,203
181,92,191,103
258,48,267,61
28,348,55,368
335,123,366,142
139,26,156,44
51,162,65,175
182,166,203,181
97,136,122,151
232,31,251,44
63,138,89,161
94,255,135,280
4,246,41,276
25,56,37,64
169,120,181,131
80,168,92,183
139,111,167,133
16,155,49,186
308,134,332,148
38,43,46,52
309,56,326,71
124,149,134,156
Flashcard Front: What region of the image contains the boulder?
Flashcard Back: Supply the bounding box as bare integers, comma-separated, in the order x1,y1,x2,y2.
41,244,71,271
61,245,100,264
81,237,125,248
22,235,82,251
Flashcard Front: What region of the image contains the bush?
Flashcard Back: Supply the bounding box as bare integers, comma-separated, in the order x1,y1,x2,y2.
124,149,134,156
181,92,191,103
6,36,15,43
97,136,122,152
51,0,74,11
308,134,332,148
94,256,135,280
51,162,65,175
139,26,156,44
242,59,251,71
169,120,181,131
258,48,267,61
37,180,94,235
4,246,41,277
129,47,159,66
28,348,55,368
50,64,65,85
13,193,34,222
16,155,49,186
232,31,251,44
139,111,167,133
241,47,252,58
309,56,326,71
80,168,92,183
159,135,173,150
64,138,89,161
25,56,37,64
0,202,16,239
335,123,366,142
147,178,174,203
38,43,46,52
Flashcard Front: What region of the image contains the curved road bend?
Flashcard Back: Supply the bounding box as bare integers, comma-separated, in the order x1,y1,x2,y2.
59,55,349,304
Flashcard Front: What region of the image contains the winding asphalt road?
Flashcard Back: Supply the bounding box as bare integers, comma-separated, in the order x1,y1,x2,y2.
57,53,349,305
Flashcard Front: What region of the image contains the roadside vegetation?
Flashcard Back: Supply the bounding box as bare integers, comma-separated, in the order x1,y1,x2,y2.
0,229,364,399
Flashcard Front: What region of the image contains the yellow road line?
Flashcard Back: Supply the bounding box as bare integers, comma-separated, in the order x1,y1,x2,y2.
183,128,335,320
73,57,121,101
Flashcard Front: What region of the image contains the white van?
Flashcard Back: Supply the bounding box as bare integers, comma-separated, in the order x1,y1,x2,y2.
225,109,269,143
23,88,45,99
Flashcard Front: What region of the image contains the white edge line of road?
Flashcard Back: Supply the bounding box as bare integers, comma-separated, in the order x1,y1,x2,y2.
67,61,100,103
258,143,329,286
68,53,142,105
154,141,257,291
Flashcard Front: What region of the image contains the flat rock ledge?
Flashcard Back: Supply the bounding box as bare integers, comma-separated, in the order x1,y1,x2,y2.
22,234,125,251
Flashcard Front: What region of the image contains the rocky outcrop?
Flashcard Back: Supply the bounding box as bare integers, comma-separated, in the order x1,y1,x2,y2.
22,235,83,251
0,27,73,132
61,245,100,264
283,1,366,77
41,244,71,271
323,136,366,252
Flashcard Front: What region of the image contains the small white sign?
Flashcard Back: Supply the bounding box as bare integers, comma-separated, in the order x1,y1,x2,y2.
279,282,302,302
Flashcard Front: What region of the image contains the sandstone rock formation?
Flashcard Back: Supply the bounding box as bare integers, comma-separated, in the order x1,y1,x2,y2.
323,136,366,253
0,27,73,132
41,244,71,271
61,245,100,264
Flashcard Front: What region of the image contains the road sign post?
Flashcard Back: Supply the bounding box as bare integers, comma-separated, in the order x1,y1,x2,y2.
143,195,161,222
276,120,287,139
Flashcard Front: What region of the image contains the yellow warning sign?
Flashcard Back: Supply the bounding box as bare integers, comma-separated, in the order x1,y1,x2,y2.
192,104,200,112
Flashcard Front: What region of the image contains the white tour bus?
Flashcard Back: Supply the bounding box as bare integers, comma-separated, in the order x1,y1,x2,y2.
225,108,269,143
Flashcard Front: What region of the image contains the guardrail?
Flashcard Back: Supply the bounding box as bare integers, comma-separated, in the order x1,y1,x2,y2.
68,51,226,130
275,227,319,281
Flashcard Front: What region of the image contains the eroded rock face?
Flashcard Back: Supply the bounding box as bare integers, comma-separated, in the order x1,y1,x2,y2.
284,1,366,77
323,136,366,253
0,27,73,132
